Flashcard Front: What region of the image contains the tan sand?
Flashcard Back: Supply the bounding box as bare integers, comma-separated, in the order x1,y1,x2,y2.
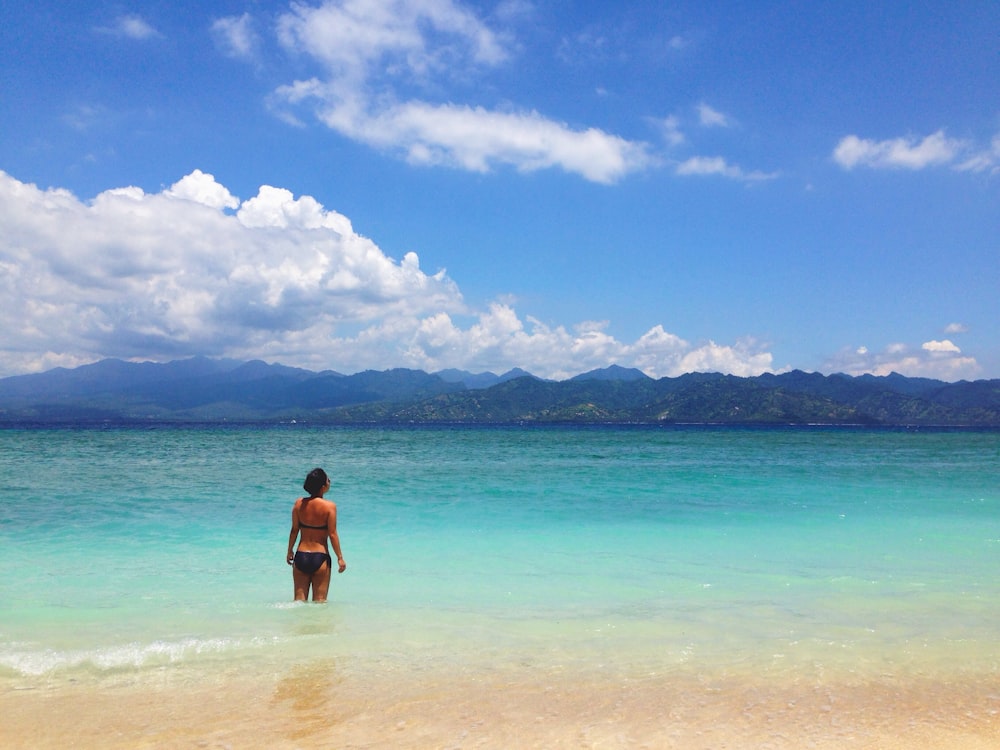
3,662,999,749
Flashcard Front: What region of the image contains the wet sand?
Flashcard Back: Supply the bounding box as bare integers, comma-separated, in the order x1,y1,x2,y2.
3,663,999,749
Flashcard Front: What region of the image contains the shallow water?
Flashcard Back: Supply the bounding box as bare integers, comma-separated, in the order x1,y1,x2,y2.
2,425,999,746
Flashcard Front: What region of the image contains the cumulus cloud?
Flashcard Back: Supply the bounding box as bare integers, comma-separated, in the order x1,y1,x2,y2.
0,170,461,374
922,339,960,354
833,129,965,170
356,311,777,381
266,0,653,183
824,339,980,381
944,322,969,334
165,169,240,210
0,170,777,379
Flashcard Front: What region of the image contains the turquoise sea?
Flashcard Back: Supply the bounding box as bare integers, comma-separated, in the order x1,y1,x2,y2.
2,424,999,746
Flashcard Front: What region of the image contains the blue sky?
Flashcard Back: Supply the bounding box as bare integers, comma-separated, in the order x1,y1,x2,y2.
1,1,997,380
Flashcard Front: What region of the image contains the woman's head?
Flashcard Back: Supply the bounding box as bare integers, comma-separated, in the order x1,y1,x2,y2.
303,467,329,496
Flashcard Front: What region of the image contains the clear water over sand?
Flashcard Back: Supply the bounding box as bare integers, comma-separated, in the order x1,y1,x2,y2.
2,425,998,747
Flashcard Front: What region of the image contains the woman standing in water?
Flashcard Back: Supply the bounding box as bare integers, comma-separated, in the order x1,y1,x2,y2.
286,468,346,601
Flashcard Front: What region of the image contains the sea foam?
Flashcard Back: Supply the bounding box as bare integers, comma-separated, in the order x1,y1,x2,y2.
0,635,278,676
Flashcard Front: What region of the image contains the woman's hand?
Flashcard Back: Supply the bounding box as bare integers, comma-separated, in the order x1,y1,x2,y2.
337,557,347,573
287,553,295,566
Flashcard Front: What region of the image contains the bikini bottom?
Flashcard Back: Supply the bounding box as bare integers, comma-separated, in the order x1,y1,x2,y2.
293,551,331,575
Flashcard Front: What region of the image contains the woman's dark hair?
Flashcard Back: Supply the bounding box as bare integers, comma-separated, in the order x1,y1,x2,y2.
303,468,329,496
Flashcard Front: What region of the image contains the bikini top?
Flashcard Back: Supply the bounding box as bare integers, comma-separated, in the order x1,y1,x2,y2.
299,497,328,530
299,520,328,530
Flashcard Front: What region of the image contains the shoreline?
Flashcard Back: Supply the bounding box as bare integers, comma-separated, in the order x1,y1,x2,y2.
4,662,999,749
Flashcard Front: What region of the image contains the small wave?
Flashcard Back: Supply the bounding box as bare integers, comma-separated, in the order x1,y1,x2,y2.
0,635,277,677
269,601,309,610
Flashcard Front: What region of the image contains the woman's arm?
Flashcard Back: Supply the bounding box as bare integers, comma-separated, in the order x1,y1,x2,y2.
328,503,346,572
286,503,300,565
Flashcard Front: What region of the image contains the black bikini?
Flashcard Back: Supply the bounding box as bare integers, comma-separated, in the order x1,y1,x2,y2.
298,521,327,530
293,550,332,574
295,514,330,573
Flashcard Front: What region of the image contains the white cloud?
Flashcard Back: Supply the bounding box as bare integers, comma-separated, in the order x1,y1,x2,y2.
697,103,731,128
658,115,685,147
365,312,777,381
675,156,777,182
268,0,653,183
944,322,968,334
922,339,960,354
211,13,260,60
0,170,461,374
277,0,508,75
833,129,964,170
97,15,160,40
954,134,1000,174
236,185,352,234
824,340,980,381
165,169,240,210
299,94,651,182
0,170,777,380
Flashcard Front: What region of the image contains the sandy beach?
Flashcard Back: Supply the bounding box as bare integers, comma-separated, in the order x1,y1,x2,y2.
4,662,999,749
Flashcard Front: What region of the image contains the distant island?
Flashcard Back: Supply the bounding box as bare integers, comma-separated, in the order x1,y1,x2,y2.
0,357,998,426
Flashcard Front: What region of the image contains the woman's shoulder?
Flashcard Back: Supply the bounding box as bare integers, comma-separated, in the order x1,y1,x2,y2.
296,496,333,510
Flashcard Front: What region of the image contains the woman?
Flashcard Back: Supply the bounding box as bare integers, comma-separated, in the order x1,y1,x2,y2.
286,467,346,602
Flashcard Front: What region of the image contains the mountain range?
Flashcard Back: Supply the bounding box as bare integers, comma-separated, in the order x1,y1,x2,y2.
0,357,998,426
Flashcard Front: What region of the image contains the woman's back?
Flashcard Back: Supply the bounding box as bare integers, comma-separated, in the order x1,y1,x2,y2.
295,496,334,550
